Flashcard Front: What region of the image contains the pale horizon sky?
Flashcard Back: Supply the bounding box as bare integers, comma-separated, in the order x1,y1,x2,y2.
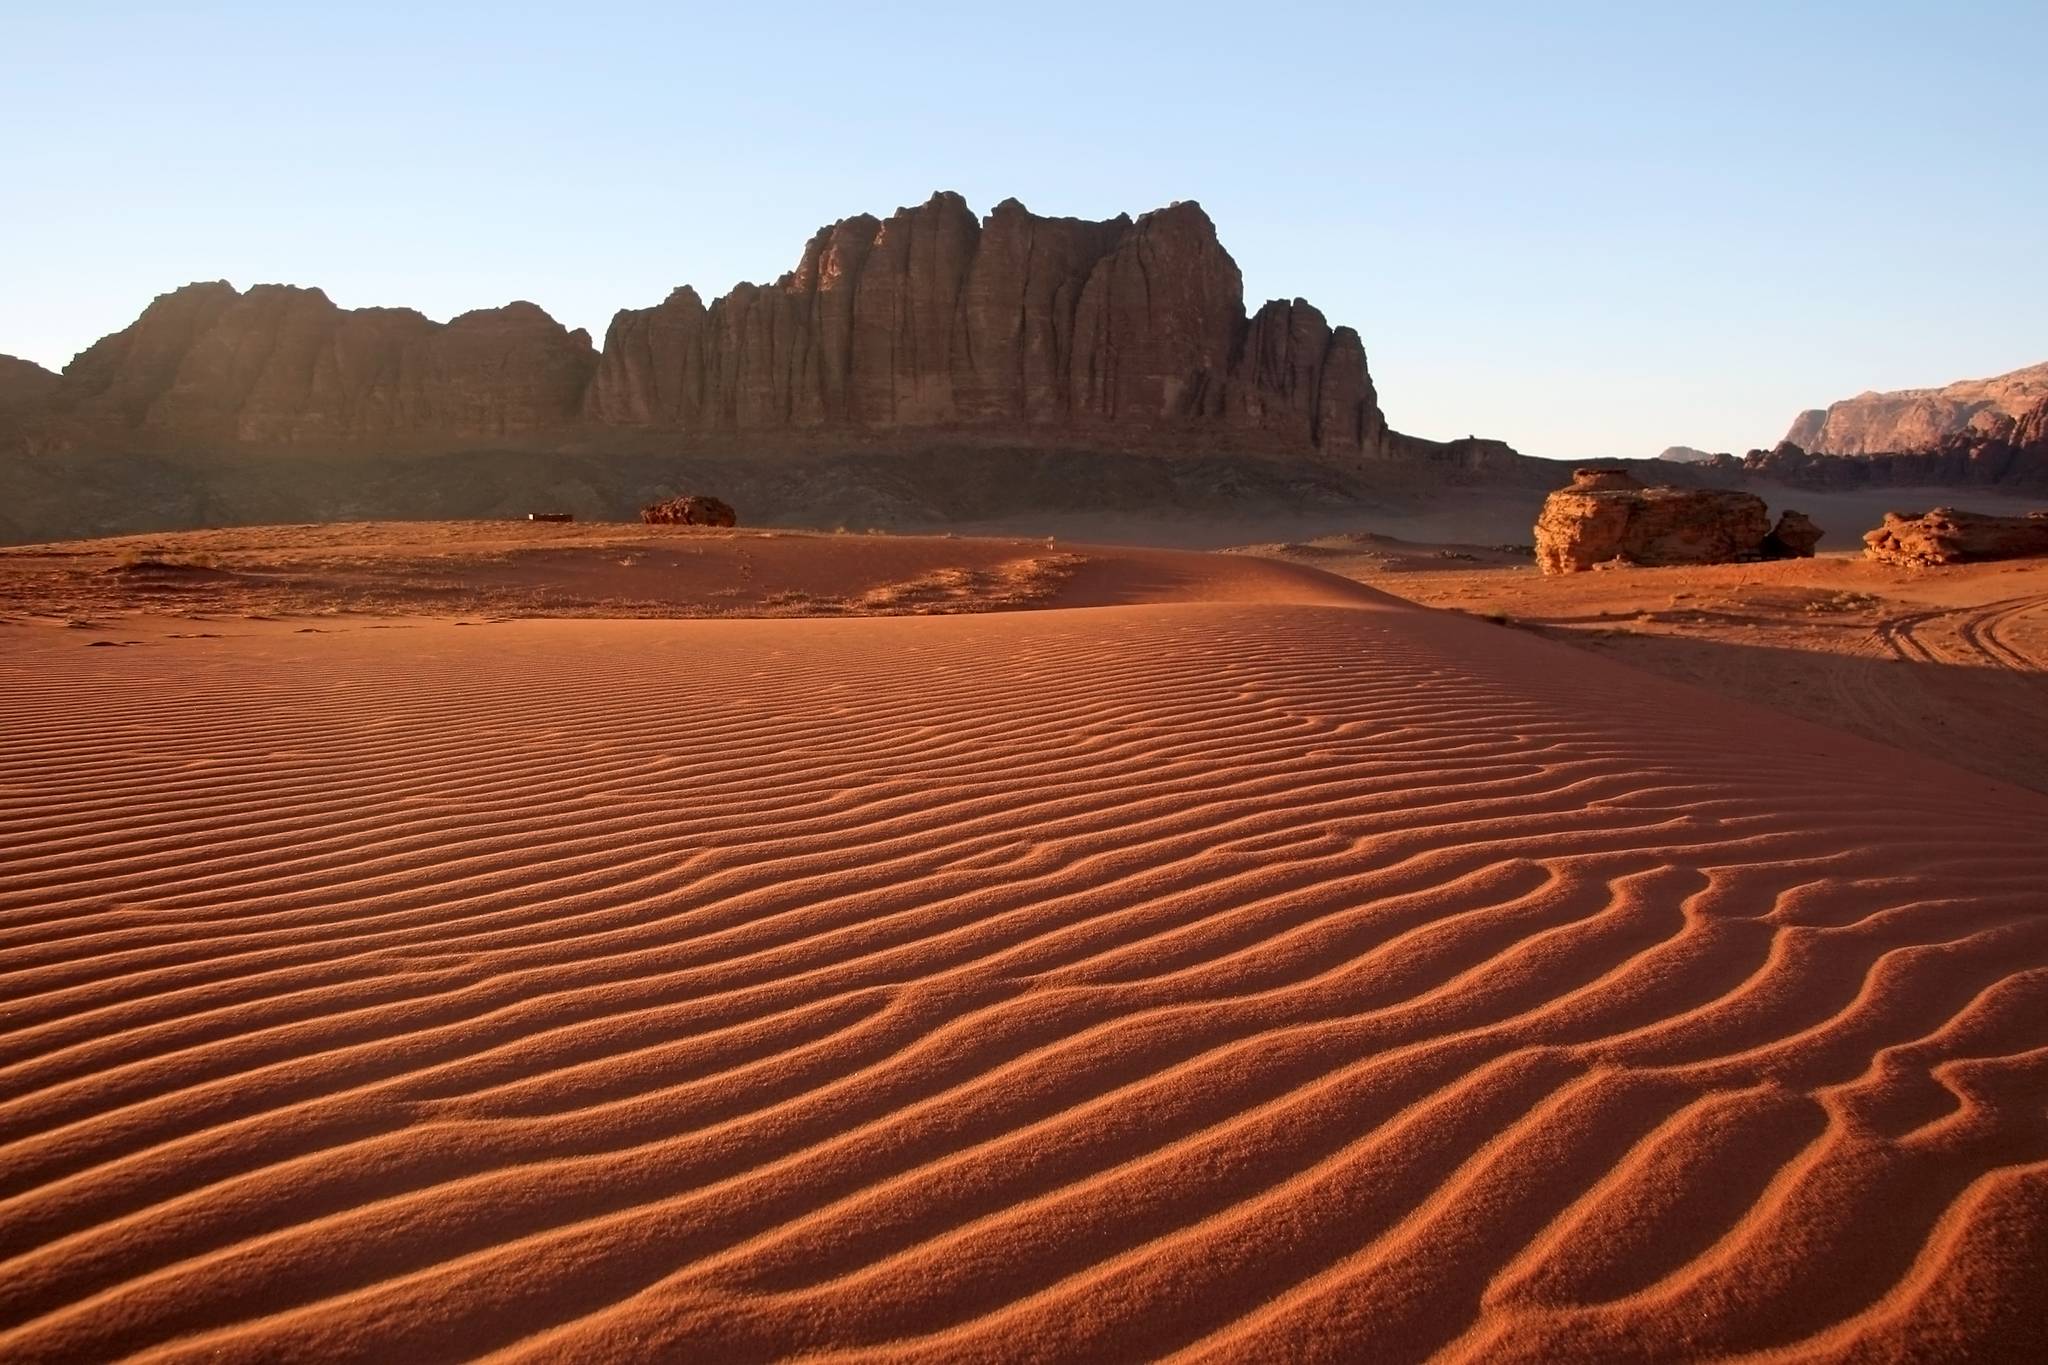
3,1,2043,460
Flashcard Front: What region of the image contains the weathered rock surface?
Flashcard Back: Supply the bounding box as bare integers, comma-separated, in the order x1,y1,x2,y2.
0,355,61,448
1535,468,1778,573
1566,468,1645,493
1863,508,2048,567
16,192,1403,462
1763,510,1822,558
0,355,60,409
1785,362,2048,456
50,283,596,448
1707,438,2048,493
641,494,737,527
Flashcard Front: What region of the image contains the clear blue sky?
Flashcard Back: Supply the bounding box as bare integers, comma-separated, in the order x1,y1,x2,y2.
3,1,2042,459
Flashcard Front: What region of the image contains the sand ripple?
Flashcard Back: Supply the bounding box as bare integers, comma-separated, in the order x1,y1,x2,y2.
2,590,2044,1362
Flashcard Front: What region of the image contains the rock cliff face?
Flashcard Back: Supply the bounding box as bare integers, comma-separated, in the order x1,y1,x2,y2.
0,355,61,445
13,192,1395,461
49,283,597,449
1722,435,2048,492
1784,361,2048,456
0,355,60,408
584,194,1383,453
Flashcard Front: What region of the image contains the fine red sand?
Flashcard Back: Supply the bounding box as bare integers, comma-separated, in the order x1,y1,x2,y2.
2,532,2045,1362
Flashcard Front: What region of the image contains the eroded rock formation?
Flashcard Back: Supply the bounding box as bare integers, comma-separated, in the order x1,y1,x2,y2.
40,284,598,450
1705,438,2048,493
0,355,61,448
10,193,1396,462
1785,362,2048,456
1763,510,1822,558
1863,508,2048,567
0,355,60,408
641,494,738,527
1534,468,1788,573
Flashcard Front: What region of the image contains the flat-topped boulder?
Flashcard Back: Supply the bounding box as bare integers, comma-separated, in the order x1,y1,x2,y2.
641,494,738,527
1863,507,2048,566
1535,469,1801,573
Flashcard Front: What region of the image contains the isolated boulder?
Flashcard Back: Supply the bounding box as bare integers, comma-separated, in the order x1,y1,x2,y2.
641,494,738,527
1863,507,2048,566
1764,510,1822,558
1535,468,1773,573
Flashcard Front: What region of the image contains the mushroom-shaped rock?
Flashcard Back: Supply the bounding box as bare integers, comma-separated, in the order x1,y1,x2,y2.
1535,476,1772,573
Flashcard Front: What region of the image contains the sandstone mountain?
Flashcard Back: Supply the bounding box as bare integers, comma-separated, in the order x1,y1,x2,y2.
8,193,1399,463
1784,360,2048,456
0,354,61,407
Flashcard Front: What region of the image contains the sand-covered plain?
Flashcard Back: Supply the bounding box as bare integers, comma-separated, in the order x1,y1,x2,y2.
2,523,2045,1362
1246,533,2048,795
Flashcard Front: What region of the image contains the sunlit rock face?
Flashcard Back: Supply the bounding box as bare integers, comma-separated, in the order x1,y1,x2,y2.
1785,361,2048,456
16,192,1398,460
1534,468,1779,573
586,192,1388,454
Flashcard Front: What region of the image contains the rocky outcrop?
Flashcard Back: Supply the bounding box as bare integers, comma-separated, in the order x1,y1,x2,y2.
12,192,1410,464
0,355,61,448
0,355,60,409
1713,439,2048,493
1534,468,1781,573
1566,468,1644,492
1863,508,2048,567
1656,445,1716,464
641,494,737,527
1764,510,1822,558
47,283,596,449
584,194,1388,455
1784,362,2048,456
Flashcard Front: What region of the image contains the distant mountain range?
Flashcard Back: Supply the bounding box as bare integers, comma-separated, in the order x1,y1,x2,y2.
1785,361,2048,456
1,196,2040,546
1653,362,2048,494
0,192,1567,543
0,193,1470,465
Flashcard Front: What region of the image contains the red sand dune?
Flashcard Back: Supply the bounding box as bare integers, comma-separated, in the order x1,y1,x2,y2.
1,538,2045,1362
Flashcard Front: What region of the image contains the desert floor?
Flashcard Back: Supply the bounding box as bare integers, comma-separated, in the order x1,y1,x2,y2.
1236,533,2048,796
2,523,2045,1363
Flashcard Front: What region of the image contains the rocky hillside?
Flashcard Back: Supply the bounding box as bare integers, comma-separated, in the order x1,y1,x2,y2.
5,194,1397,463
1785,361,2048,455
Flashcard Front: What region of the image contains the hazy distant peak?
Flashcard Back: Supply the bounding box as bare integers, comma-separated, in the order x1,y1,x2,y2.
1785,360,2048,455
